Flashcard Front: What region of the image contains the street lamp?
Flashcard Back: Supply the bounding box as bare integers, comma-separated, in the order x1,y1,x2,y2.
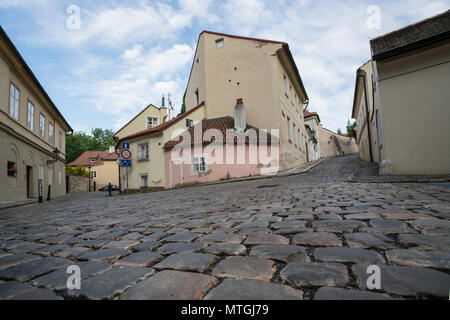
46,148,60,165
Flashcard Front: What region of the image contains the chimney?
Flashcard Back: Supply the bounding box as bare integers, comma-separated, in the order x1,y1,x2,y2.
108,145,115,154
234,98,246,133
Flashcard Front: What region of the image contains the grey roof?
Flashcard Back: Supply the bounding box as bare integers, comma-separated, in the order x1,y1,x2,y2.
370,10,450,60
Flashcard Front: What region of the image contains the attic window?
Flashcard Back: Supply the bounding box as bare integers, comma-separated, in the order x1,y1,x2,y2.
7,161,16,177
186,119,194,128
90,158,96,163
216,38,224,48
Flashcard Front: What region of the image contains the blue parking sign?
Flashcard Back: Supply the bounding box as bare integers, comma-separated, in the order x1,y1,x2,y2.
122,142,130,150
120,159,132,167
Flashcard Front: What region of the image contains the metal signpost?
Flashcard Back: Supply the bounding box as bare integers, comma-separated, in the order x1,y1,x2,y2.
120,142,132,193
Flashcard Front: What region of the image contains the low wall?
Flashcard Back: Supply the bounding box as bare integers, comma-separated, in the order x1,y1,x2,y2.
67,174,89,193
319,125,358,158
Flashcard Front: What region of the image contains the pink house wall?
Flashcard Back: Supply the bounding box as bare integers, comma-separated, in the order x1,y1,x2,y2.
164,143,280,188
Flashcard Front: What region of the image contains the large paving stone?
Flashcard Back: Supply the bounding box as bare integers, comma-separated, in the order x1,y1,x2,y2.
56,247,92,259
353,264,450,298
344,213,381,220
197,232,246,245
365,219,414,234
121,232,144,240
398,234,450,250
249,245,309,263
120,270,217,300
104,240,139,249
0,257,71,282
314,247,385,264
162,232,199,243
159,242,206,255
132,241,160,251
0,254,40,271
280,262,349,287
314,287,393,300
10,288,63,300
292,232,342,247
312,220,366,233
114,251,163,268
33,245,69,256
270,220,307,230
0,281,35,299
204,243,247,256
69,267,153,300
407,219,450,230
244,232,289,245
10,243,48,254
154,253,217,272
32,261,111,290
78,248,130,263
204,278,303,300
380,212,432,220
212,256,275,281
344,233,396,249
386,249,450,270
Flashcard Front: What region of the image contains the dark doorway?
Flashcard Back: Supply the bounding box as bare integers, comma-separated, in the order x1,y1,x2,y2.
26,166,33,198
66,175,70,194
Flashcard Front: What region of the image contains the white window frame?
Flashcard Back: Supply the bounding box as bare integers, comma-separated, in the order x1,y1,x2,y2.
186,118,194,128
287,117,291,142
137,142,149,161
195,89,199,106
293,123,297,145
216,38,224,48
91,170,97,178
59,131,63,150
283,73,288,96
49,123,54,145
191,155,208,174
9,83,19,120
39,114,45,139
146,117,159,129
27,101,34,131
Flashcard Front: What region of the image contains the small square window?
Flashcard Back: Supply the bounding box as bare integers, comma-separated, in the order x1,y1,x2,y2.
192,156,207,174
186,119,194,128
216,38,224,48
140,174,148,188
7,161,17,177
147,117,159,129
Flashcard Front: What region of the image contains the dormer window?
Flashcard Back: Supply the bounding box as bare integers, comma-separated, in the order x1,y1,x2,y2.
147,117,159,129
186,119,194,128
216,38,224,48
90,158,96,163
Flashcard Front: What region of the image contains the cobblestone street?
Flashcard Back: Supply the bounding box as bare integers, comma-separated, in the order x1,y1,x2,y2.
0,155,449,300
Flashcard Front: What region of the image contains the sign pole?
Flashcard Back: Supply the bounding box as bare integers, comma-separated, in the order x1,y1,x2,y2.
126,166,129,193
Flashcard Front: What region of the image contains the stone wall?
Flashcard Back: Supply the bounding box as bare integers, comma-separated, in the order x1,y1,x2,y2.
67,174,89,193
318,125,358,158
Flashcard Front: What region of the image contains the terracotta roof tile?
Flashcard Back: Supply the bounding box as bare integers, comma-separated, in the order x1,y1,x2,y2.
303,110,321,122
67,150,118,167
163,116,277,150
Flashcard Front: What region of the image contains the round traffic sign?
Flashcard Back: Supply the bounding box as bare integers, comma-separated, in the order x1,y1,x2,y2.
121,149,132,160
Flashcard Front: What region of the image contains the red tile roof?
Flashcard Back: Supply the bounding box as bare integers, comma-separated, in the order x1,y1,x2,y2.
67,150,118,167
163,116,277,150
117,102,205,144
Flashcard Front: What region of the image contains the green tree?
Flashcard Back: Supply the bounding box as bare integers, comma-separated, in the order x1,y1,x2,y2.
347,121,357,138
65,128,115,163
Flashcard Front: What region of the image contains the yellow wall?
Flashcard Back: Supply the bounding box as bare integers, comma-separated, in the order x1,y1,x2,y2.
185,32,308,170
0,35,70,201
91,160,119,190
119,105,206,190
114,105,167,141
376,42,450,175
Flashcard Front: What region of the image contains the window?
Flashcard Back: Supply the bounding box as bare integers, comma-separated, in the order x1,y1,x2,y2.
289,85,293,103
192,155,207,174
287,117,291,142
59,131,63,150
195,89,199,106
58,171,62,185
138,143,149,161
39,114,45,139
7,161,17,177
91,170,97,178
140,174,148,188
298,130,301,150
147,117,159,129
9,83,19,120
90,158,96,163
186,118,194,128
27,102,34,131
216,38,224,48
49,123,54,145
283,73,288,96
48,169,52,186
293,123,297,145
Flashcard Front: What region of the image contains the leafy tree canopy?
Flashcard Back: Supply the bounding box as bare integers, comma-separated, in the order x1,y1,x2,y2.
347,121,357,138
66,128,115,163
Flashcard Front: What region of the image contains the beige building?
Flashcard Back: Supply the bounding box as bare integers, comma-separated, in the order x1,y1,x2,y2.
353,10,450,175
184,31,310,171
0,26,72,202
304,110,321,161
67,147,119,190
115,102,206,191
318,125,358,158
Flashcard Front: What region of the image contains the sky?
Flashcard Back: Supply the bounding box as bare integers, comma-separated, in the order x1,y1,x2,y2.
0,0,449,133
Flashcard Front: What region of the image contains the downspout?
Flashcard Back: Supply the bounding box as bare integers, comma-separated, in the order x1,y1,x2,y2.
357,70,374,162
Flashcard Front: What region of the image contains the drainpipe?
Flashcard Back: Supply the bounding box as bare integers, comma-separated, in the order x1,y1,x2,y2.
357,70,374,163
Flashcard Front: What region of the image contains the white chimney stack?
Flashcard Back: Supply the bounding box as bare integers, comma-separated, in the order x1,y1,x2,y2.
234,98,246,133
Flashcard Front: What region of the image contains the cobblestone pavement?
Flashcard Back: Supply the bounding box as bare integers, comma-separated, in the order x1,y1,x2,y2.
0,155,449,300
